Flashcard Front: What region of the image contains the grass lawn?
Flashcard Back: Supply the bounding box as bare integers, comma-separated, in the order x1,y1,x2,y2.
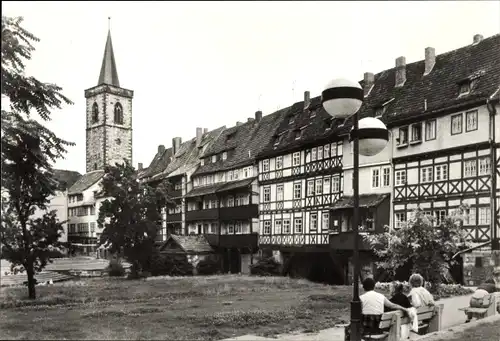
0,275,356,340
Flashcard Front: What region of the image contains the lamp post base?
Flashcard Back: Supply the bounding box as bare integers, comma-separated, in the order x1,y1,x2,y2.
349,299,363,341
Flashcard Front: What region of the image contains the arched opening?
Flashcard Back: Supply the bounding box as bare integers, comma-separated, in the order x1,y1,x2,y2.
114,102,123,124
92,103,99,123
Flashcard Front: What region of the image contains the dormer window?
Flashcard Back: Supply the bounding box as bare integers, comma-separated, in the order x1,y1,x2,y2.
222,152,227,160
459,81,471,96
200,159,205,166
375,106,385,118
397,126,409,148
410,123,422,143
211,155,217,163
274,133,284,146
226,132,236,143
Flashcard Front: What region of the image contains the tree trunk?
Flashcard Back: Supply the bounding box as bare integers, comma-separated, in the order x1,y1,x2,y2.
26,261,36,299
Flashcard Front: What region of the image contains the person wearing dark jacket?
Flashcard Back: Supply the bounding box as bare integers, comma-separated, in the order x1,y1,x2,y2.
386,282,412,311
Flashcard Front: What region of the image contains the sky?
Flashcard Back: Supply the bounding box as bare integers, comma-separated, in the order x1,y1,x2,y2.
3,1,500,175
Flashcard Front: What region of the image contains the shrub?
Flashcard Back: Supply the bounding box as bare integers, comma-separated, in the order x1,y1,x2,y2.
250,257,281,276
374,281,474,299
149,252,194,277
196,257,221,275
107,258,125,277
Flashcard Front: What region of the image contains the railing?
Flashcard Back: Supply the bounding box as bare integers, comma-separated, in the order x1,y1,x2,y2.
185,208,219,221
219,204,258,221
204,233,258,248
165,213,181,222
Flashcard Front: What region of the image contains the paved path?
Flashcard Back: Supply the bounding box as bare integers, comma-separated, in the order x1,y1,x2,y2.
222,294,475,341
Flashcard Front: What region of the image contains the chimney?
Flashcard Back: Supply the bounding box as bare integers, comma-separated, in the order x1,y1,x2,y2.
395,56,406,87
247,117,254,123
172,137,182,155
203,128,208,134
196,127,202,147
363,72,374,97
236,121,243,126
138,163,143,170
255,111,263,122
424,47,436,76
158,144,165,154
473,34,484,44
304,91,311,110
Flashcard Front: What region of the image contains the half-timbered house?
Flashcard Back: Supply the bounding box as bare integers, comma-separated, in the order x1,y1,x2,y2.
388,34,500,285
186,110,286,274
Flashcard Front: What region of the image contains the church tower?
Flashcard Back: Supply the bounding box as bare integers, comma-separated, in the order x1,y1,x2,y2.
84,27,134,173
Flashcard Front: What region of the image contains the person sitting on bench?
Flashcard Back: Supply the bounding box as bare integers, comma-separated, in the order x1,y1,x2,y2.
344,277,410,341
469,266,500,316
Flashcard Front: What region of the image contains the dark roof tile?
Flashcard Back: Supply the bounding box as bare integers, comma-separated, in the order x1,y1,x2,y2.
258,34,500,159
193,109,287,175
160,235,214,254
331,193,390,210
68,170,105,194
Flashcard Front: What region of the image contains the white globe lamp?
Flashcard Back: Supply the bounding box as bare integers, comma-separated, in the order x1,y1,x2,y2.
353,117,389,156
321,78,364,119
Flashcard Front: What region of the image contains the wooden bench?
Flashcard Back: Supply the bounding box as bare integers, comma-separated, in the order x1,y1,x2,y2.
459,293,498,323
362,304,444,341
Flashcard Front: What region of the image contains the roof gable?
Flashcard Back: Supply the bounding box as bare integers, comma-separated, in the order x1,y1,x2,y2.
159,235,214,254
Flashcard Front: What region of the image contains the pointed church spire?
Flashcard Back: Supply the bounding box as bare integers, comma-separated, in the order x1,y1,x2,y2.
97,19,120,87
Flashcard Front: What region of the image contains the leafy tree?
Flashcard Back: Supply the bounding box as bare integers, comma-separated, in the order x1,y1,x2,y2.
1,16,74,299
97,161,173,277
364,207,472,290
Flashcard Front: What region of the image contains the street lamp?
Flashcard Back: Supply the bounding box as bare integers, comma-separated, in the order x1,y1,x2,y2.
322,78,389,341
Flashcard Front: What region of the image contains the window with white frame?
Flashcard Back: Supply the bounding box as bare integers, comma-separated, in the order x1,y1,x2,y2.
315,179,323,195
323,177,331,194
322,213,330,230
263,187,271,202
421,166,433,183
479,157,491,176
218,172,225,182
311,148,317,161
227,196,234,207
293,183,301,199
435,165,448,181
212,155,217,163
464,160,477,177
233,169,240,180
276,156,283,169
274,220,282,234
382,167,391,187
262,159,270,172
235,222,243,234
235,195,241,206
479,207,491,225
307,180,315,196
371,168,380,188
332,176,340,192
465,110,478,132
283,219,291,234
228,170,234,181
425,120,436,140
451,114,463,135
317,147,323,160
411,123,422,142
434,210,446,226
459,81,471,95
244,166,253,178
324,145,330,158
330,144,337,157
395,212,406,229
292,152,301,166
310,213,318,231
209,223,217,234
263,221,271,234
464,208,476,226
398,127,409,146
294,218,303,233
222,152,228,160
228,224,234,234
210,199,217,208
276,185,284,201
